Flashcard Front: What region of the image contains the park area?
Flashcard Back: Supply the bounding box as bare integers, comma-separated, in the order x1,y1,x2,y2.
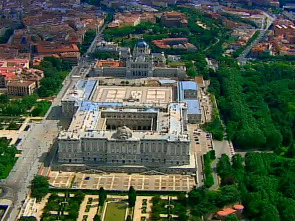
103,202,127,221
0,118,25,130
41,192,84,221
0,137,19,179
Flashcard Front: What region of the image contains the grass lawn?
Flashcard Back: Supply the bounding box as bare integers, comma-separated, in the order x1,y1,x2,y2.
168,61,185,68
104,202,127,221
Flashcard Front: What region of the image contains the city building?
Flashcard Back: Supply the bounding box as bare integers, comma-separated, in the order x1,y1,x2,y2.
91,40,186,80
96,41,119,53
139,0,178,8
153,38,197,51
0,58,43,91
251,42,273,56
7,80,36,96
161,11,188,28
230,0,279,7
178,81,202,124
57,79,201,174
108,13,141,28
35,43,80,56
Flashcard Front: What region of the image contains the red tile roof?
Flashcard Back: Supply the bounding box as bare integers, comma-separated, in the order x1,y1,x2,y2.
36,43,79,54
233,204,244,210
217,208,237,217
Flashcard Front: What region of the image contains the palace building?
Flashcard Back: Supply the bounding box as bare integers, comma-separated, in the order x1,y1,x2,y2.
57,79,201,174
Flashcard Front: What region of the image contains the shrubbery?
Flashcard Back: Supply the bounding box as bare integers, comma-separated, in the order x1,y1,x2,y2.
203,152,214,188
35,57,70,97
0,137,18,179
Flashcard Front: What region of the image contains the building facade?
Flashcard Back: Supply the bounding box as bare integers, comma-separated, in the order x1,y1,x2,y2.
7,80,36,96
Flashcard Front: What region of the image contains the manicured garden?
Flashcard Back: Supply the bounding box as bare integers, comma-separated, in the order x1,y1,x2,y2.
0,117,25,130
150,195,188,221
41,191,85,221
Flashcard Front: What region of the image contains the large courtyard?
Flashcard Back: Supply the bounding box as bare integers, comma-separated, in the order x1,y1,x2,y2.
48,171,196,191
91,85,173,105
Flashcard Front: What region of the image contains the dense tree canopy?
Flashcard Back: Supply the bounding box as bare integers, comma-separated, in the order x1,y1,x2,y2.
31,175,49,201
192,152,295,220
209,60,294,151
78,29,96,54
35,57,70,97
104,7,228,53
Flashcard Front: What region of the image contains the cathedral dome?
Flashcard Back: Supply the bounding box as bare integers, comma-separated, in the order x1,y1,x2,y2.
114,126,133,139
136,40,148,48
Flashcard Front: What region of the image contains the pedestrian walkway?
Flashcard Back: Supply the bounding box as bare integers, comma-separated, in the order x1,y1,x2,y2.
0,116,44,145
133,196,153,221
78,195,99,221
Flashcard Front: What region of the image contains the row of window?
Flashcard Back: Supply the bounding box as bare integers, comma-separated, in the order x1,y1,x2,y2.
132,71,148,76
102,113,155,119
60,142,189,153
60,146,189,154
131,64,149,69
62,158,188,165
60,153,189,161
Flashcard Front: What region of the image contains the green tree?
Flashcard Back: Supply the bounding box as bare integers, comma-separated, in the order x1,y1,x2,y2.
19,217,37,221
93,214,101,221
216,185,241,207
232,154,244,171
225,214,239,221
75,190,85,202
286,144,295,158
256,201,280,221
128,186,136,207
125,215,132,221
209,150,216,160
203,152,214,188
281,204,295,221
0,28,14,44
177,193,187,207
217,154,232,179
0,94,9,103
187,67,197,77
31,176,49,201
99,187,107,206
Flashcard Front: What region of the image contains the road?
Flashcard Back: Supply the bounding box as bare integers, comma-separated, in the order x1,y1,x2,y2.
237,12,275,64
86,23,107,55
3,21,106,221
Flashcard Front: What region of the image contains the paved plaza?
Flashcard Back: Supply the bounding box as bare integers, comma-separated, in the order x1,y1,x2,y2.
91,86,173,105
48,171,196,191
